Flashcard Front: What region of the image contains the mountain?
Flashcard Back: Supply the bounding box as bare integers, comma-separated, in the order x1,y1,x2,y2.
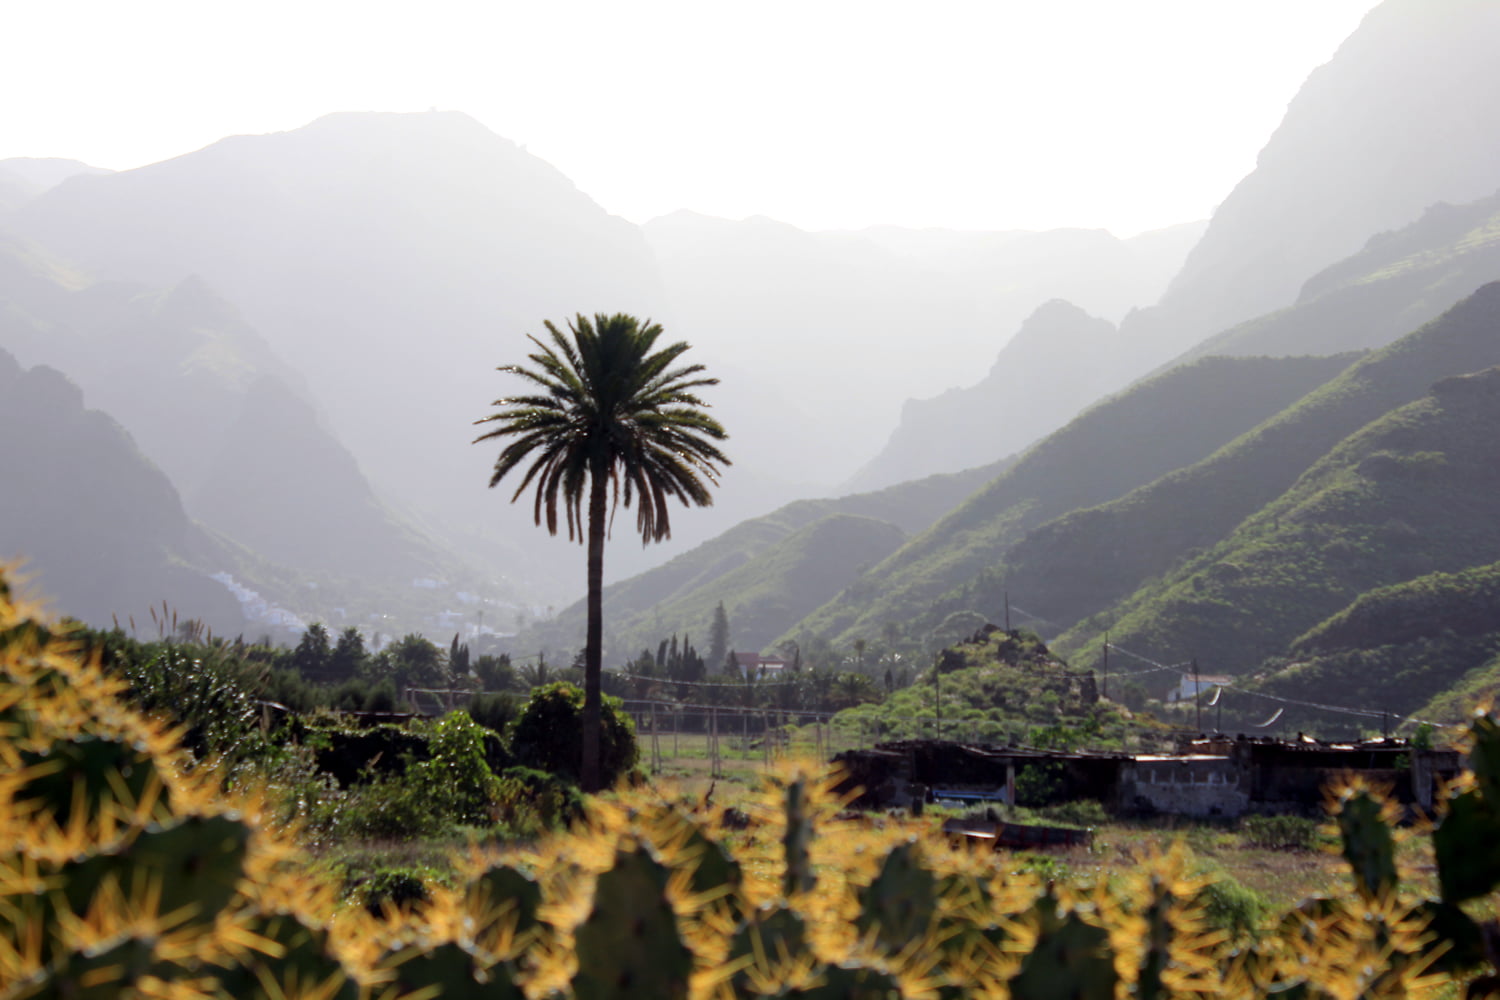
1121,0,1500,371
0,346,245,633
6,111,668,595
786,352,1358,649
1075,362,1500,712
516,460,1007,660
845,0,1500,493
1176,190,1500,364
1237,560,1500,730
645,212,1203,490
613,513,909,660
844,300,1122,492
0,158,112,192
1011,283,1500,659
1039,284,1500,685
0,230,462,589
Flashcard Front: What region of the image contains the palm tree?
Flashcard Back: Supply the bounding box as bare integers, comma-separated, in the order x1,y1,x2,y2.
475,313,728,790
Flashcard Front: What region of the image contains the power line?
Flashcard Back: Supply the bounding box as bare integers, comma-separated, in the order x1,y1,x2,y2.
1220,684,1460,729
1101,643,1189,677
610,670,804,689
1006,603,1057,628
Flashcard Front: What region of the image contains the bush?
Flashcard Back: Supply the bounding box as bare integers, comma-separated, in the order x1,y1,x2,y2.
330,772,451,840
495,766,587,836
1242,814,1321,851
508,682,638,787
408,711,502,827
466,691,520,736
1040,799,1109,828
316,712,502,838
360,867,433,916
1195,872,1269,941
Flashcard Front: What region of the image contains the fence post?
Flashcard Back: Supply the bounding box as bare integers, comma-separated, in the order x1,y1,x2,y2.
651,701,661,774
711,706,720,778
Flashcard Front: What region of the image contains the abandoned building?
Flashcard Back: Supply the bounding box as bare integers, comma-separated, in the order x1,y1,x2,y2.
833,735,1462,819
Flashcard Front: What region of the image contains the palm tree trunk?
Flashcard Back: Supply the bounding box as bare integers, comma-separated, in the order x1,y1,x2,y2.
581,456,608,792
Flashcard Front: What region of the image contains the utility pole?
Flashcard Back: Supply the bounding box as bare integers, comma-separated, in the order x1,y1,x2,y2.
1004,591,1011,632
933,654,942,740
1193,657,1202,733
1102,633,1109,701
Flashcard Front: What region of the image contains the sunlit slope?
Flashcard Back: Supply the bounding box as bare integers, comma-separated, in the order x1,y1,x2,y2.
787,353,1357,648
1008,283,1500,644
1233,561,1500,729
517,461,1005,660
1177,189,1500,364
1060,360,1500,682
614,513,908,659
1119,0,1500,372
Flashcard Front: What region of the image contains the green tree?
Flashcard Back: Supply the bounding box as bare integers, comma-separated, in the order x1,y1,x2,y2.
328,626,368,683
474,652,516,692
475,313,728,790
708,601,730,670
292,623,332,683
377,633,448,691
508,682,639,788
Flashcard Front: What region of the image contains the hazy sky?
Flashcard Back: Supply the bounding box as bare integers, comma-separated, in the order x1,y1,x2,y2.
5,0,1379,236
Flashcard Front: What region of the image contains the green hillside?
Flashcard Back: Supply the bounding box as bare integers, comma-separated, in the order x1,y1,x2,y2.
517,460,1004,660
787,352,1358,648
1063,362,1500,691
834,626,1143,748
1009,283,1500,644
1226,560,1500,732
1179,189,1500,363
614,513,908,659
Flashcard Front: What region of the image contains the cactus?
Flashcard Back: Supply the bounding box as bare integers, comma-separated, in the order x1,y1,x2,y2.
1135,872,1176,1000
54,814,251,927
727,904,808,995
1334,787,1397,901
467,864,546,955
782,777,816,897
571,846,693,1000
381,940,526,1000
1008,889,1118,1000
782,962,903,999
14,735,173,836
675,813,743,904
11,933,170,1000
22,565,1500,1000
213,914,358,1000
855,841,937,954
1433,788,1500,904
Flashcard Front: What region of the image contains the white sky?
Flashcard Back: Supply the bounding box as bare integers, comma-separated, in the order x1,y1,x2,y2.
4,0,1379,237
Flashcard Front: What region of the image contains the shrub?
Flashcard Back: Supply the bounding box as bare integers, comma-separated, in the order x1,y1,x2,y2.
508,682,638,787
466,691,520,736
328,772,449,840
408,711,502,827
1040,799,1109,828
494,766,587,836
1195,871,1269,941
360,868,433,916
1242,814,1321,851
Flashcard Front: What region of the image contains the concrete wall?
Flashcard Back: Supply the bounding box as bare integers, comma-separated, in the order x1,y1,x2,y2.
1120,757,1249,818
